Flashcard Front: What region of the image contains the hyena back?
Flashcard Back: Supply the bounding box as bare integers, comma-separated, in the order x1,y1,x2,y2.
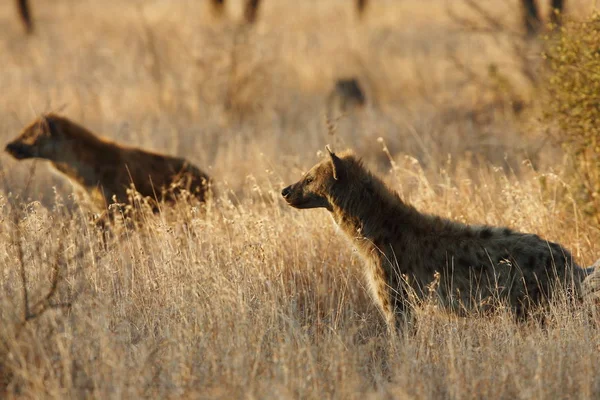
5,114,212,219
282,147,591,329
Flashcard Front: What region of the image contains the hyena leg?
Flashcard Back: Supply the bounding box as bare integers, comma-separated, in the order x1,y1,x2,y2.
392,288,416,334
369,263,398,334
372,258,418,335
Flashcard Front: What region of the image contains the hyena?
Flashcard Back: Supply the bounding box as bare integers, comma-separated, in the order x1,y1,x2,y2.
326,78,366,117
16,0,33,34
356,0,368,17
212,0,365,23
210,0,225,17
282,146,595,330
244,0,261,24
209,0,261,23
5,114,212,221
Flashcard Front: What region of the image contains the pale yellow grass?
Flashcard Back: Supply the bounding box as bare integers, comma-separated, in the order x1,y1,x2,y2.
0,0,599,398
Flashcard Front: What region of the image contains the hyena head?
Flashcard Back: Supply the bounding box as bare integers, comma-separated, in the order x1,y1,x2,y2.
5,115,64,161
281,146,351,211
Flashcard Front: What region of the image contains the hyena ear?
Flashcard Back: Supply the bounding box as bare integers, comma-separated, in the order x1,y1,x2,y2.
326,145,344,181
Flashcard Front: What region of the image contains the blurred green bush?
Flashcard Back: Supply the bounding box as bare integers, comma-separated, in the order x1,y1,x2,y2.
544,12,600,222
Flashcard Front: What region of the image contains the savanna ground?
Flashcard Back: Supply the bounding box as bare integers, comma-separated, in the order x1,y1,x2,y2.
0,0,600,398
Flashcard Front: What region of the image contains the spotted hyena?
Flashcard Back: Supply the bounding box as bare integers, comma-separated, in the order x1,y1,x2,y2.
5,114,212,221
282,146,594,330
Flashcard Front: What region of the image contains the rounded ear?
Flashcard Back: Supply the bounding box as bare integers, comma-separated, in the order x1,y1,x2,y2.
326,145,343,181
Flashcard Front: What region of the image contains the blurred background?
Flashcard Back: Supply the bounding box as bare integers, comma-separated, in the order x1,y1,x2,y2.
4,3,600,398
0,0,595,208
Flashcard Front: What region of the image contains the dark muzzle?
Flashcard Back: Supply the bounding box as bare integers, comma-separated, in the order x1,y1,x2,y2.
5,142,32,160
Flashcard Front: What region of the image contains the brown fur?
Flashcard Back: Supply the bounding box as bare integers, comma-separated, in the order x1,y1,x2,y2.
326,78,366,117
211,1,365,23
16,0,33,34
356,0,368,17
282,147,592,329
5,114,212,218
244,0,261,24
210,0,225,18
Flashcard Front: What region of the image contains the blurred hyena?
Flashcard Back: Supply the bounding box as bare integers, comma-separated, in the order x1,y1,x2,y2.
16,0,33,34
244,0,261,23
210,0,226,18
326,78,366,117
282,146,596,330
210,0,261,23
212,0,365,22
5,114,212,221
356,0,368,17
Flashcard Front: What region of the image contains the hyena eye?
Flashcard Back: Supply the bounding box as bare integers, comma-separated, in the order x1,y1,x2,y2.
305,176,314,184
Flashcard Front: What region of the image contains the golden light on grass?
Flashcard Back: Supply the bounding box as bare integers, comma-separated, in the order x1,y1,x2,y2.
0,0,599,398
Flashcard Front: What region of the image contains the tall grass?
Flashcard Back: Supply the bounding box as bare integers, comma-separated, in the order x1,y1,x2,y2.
0,0,599,398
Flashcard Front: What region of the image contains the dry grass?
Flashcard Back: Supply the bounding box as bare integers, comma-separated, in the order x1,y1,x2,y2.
1,0,600,398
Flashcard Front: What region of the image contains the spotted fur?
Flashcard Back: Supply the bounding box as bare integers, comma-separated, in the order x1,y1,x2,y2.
282,146,591,329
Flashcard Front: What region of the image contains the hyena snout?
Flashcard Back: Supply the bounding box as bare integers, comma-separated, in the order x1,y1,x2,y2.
5,141,33,160
281,185,292,199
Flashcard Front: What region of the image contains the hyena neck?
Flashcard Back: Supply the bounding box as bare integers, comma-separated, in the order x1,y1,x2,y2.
51,136,115,191
52,158,97,190
329,172,424,244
